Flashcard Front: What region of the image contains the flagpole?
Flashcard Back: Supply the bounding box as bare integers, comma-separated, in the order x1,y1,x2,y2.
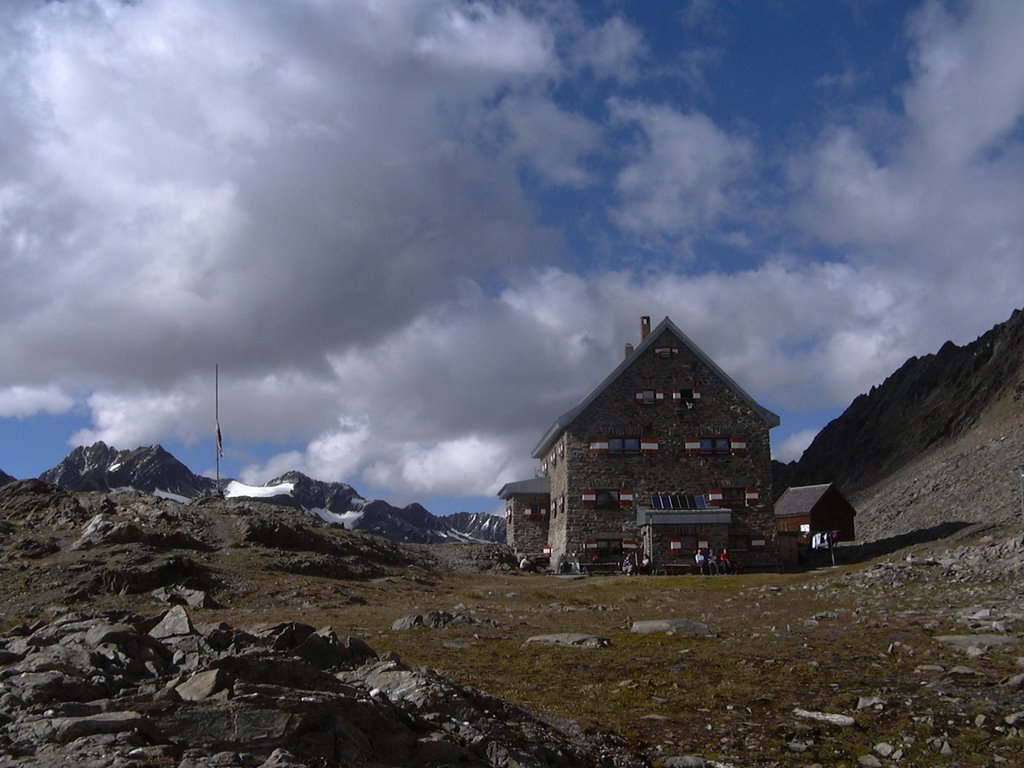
215,364,221,495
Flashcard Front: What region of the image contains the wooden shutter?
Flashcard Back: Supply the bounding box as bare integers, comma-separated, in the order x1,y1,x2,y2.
581,490,597,507
745,487,760,506
618,489,634,508
684,437,701,457
730,437,748,457
640,439,659,456
589,439,609,456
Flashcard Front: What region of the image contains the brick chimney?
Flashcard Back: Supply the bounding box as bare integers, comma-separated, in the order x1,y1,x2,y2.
624,342,634,359
640,315,651,340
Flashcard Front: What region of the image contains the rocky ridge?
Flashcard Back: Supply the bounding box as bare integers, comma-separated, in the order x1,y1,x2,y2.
20,443,506,545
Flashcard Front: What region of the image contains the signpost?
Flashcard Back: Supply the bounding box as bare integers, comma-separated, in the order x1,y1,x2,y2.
1019,465,1024,531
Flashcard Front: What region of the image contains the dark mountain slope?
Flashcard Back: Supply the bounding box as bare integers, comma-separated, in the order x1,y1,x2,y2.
780,308,1024,496
776,308,1024,541
39,442,217,498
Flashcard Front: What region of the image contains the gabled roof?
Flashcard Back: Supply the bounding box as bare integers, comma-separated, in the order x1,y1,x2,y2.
531,316,781,458
774,483,834,518
496,476,550,499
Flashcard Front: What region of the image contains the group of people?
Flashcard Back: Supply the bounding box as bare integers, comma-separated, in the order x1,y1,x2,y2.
693,546,735,575
620,551,652,575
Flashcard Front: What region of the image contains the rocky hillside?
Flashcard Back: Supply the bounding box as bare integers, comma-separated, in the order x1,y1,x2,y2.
0,468,13,486
776,308,1024,541
0,479,640,768
29,443,506,545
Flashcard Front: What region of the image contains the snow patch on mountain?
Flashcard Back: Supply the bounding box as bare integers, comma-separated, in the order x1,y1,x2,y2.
225,480,295,499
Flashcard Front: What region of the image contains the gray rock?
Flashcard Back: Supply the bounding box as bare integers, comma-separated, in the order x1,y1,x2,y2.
793,707,856,727
630,618,711,635
176,668,232,701
523,633,610,648
149,605,196,639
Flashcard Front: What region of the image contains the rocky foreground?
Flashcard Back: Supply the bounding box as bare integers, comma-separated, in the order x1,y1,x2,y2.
1,479,1024,767
0,606,635,768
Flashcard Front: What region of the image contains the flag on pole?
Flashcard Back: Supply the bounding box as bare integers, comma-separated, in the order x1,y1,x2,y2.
216,422,223,458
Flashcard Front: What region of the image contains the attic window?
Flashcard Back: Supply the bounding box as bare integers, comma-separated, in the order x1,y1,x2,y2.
608,437,641,455
654,346,679,358
684,436,747,457
700,437,732,456
634,388,665,405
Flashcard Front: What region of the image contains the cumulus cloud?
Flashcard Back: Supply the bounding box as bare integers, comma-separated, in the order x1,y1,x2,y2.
0,385,74,419
609,100,755,241
1,0,1023,507
773,429,818,464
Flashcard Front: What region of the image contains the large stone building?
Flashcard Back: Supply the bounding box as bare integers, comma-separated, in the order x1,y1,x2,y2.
499,315,782,571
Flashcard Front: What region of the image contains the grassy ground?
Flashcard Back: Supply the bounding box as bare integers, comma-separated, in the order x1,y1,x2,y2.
172,558,1021,767
2,507,1021,766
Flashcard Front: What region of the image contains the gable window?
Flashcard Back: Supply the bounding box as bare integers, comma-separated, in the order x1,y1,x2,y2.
672,388,701,408
608,437,641,455
592,437,659,456
684,435,748,457
654,346,679,358
634,388,666,405
700,437,732,455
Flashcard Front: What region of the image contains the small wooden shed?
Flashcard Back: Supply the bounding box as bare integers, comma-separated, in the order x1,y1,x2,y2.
774,483,856,542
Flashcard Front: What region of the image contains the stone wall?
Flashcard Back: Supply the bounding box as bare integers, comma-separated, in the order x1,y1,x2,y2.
506,493,550,558
537,327,779,568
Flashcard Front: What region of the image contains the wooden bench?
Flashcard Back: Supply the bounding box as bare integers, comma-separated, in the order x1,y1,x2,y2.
583,562,623,576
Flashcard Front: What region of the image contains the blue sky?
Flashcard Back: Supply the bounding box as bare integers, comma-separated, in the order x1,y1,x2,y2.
2,1,1023,516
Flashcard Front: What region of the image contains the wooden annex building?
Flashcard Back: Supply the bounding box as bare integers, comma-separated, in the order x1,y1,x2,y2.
498,315,782,572
774,482,857,542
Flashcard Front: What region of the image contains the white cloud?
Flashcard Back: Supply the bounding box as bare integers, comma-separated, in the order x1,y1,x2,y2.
609,100,755,240
2,0,1023,508
0,384,74,419
773,429,818,463
573,16,646,82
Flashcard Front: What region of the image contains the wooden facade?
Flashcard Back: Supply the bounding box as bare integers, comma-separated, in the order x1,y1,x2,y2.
774,483,857,542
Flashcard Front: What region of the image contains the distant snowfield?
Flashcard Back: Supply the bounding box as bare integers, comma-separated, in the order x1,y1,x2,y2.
309,507,364,529
225,480,295,498
154,489,190,503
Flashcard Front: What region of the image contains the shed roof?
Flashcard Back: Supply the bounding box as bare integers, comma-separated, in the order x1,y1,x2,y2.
496,476,550,499
774,483,834,518
531,316,781,458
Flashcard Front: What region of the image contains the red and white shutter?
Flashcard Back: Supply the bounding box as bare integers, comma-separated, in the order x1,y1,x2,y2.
622,539,638,551
589,439,609,456
730,437,748,457
669,537,683,557
684,437,701,457
707,488,724,506
745,487,760,506
542,545,552,557
581,489,597,507
698,539,709,550
584,539,598,552
640,439,659,456
751,537,767,551
618,489,634,508
691,388,701,401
